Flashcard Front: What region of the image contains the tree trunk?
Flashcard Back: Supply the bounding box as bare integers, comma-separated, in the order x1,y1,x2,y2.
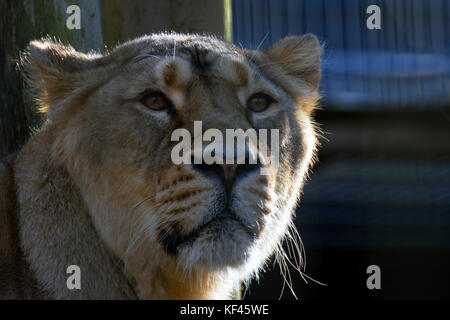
0,0,36,157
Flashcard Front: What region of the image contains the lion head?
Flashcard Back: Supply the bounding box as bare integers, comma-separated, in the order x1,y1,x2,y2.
21,33,321,299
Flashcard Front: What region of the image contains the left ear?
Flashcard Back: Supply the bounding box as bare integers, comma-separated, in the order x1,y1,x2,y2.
20,38,105,113
263,34,322,90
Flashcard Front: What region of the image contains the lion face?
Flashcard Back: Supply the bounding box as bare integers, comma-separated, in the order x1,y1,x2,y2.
24,33,321,298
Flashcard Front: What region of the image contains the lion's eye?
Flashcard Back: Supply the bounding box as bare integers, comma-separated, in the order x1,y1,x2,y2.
246,93,274,112
141,92,170,111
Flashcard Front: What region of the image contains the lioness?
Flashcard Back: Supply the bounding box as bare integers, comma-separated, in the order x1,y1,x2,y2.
0,33,321,299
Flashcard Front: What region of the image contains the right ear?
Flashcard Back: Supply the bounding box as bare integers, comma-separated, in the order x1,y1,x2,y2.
20,38,105,113
263,34,322,91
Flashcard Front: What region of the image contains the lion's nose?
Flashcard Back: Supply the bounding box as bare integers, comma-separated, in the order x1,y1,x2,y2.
191,148,260,192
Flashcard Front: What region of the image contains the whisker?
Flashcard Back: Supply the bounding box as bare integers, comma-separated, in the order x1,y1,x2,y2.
124,202,164,256
284,222,327,288
132,194,157,210
173,39,177,60
132,54,162,64
259,204,326,299
251,32,270,60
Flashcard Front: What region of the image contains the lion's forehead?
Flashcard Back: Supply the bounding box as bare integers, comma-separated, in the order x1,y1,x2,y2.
130,45,254,87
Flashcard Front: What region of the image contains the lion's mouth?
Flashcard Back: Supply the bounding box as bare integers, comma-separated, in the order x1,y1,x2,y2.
159,210,255,256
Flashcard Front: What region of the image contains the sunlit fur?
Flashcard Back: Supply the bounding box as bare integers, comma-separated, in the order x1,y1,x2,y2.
8,33,322,299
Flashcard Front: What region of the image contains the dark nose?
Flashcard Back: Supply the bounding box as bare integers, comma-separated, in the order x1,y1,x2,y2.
192,150,260,192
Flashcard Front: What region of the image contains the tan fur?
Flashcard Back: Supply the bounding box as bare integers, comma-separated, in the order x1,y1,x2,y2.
1,33,321,299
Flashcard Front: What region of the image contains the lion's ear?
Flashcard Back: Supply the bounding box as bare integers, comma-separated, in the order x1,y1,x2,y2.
263,34,322,90
21,38,104,112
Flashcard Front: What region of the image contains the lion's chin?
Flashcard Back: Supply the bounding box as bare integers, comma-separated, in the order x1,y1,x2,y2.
175,217,257,270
